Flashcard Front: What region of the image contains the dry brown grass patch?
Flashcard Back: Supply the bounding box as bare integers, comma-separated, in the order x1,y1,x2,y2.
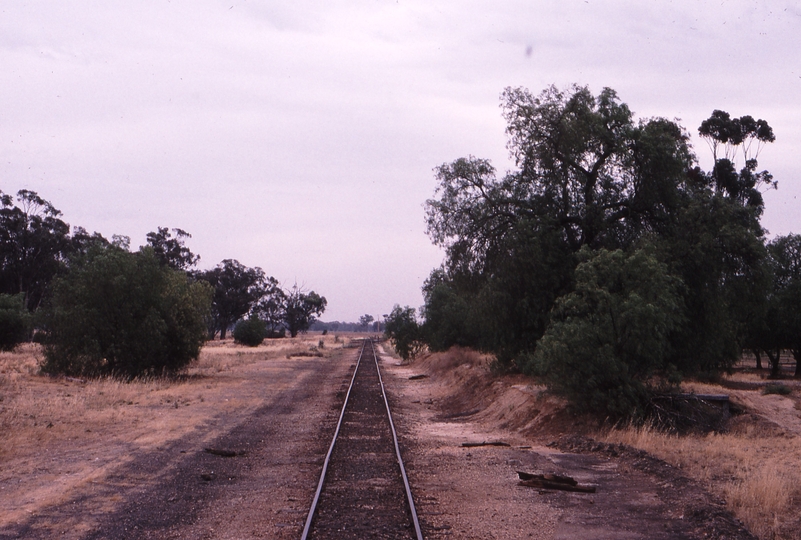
599,404,801,539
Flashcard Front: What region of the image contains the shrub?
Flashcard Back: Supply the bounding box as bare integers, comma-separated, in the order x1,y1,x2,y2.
41,246,212,377
526,246,684,419
384,305,425,361
233,316,267,347
762,384,792,396
0,293,28,351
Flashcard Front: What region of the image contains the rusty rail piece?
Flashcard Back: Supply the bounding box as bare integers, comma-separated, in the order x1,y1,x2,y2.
300,338,423,540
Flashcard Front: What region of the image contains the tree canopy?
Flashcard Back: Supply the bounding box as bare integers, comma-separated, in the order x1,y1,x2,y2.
420,83,779,415
0,190,71,311
283,285,327,338
144,227,200,271
194,259,268,340
42,245,212,377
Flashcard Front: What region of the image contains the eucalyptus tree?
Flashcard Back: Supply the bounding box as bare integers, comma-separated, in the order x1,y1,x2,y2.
144,227,200,271
424,85,694,364
195,259,268,339
0,190,71,311
283,285,327,338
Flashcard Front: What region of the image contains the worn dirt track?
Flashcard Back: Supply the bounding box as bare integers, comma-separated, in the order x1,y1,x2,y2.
1,347,357,540
379,347,757,540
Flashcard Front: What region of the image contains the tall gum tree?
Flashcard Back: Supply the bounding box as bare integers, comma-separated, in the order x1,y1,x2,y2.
424,84,694,363
423,84,775,385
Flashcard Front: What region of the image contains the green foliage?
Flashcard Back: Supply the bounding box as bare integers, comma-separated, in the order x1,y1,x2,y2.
420,84,777,418
42,246,212,377
423,85,694,367
144,227,199,270
657,192,770,376
758,234,801,377
0,190,71,311
526,247,684,419
233,316,267,347
251,277,286,336
194,259,268,339
421,275,475,352
283,285,326,338
0,293,29,351
384,305,425,361
762,384,792,396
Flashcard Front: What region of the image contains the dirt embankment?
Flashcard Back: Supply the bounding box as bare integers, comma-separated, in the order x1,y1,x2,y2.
380,346,762,540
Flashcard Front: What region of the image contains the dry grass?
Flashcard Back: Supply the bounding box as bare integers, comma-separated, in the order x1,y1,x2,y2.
0,334,336,530
0,335,338,459
0,344,200,460
598,394,801,540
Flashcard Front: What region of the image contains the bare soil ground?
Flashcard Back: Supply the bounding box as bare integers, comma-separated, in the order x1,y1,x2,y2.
1,339,795,539
0,336,357,539
378,346,756,540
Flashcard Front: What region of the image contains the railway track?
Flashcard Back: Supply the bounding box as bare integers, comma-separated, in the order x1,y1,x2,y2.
301,338,423,540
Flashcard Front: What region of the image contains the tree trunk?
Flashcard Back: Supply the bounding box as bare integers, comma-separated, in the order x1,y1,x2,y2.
793,350,801,379
765,349,782,379
754,349,763,370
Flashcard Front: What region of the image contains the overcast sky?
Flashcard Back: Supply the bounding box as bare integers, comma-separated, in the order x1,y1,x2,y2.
1,1,799,321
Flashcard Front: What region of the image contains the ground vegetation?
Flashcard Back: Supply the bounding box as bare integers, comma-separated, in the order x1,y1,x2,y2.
41,245,212,377
421,83,781,417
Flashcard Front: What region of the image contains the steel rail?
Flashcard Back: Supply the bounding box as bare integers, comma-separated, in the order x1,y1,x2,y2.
369,339,425,540
300,339,366,540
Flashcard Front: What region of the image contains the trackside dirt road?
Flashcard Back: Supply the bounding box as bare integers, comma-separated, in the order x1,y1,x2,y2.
1,339,758,539
1,346,357,539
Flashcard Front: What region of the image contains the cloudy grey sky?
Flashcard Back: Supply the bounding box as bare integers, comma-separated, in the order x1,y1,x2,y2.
2,1,799,321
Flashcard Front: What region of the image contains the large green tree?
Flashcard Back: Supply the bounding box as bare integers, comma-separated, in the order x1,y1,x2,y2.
424,85,694,364
422,83,776,414
42,245,212,377
283,285,327,338
0,190,71,311
195,259,268,339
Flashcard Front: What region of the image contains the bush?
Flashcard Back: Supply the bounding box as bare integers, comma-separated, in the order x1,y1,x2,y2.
233,316,267,346
0,293,28,351
41,246,212,377
762,384,792,396
384,305,425,361
526,247,684,419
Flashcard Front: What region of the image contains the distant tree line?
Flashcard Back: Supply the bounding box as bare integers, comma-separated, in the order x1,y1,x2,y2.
386,84,799,419
0,193,326,375
311,314,382,333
